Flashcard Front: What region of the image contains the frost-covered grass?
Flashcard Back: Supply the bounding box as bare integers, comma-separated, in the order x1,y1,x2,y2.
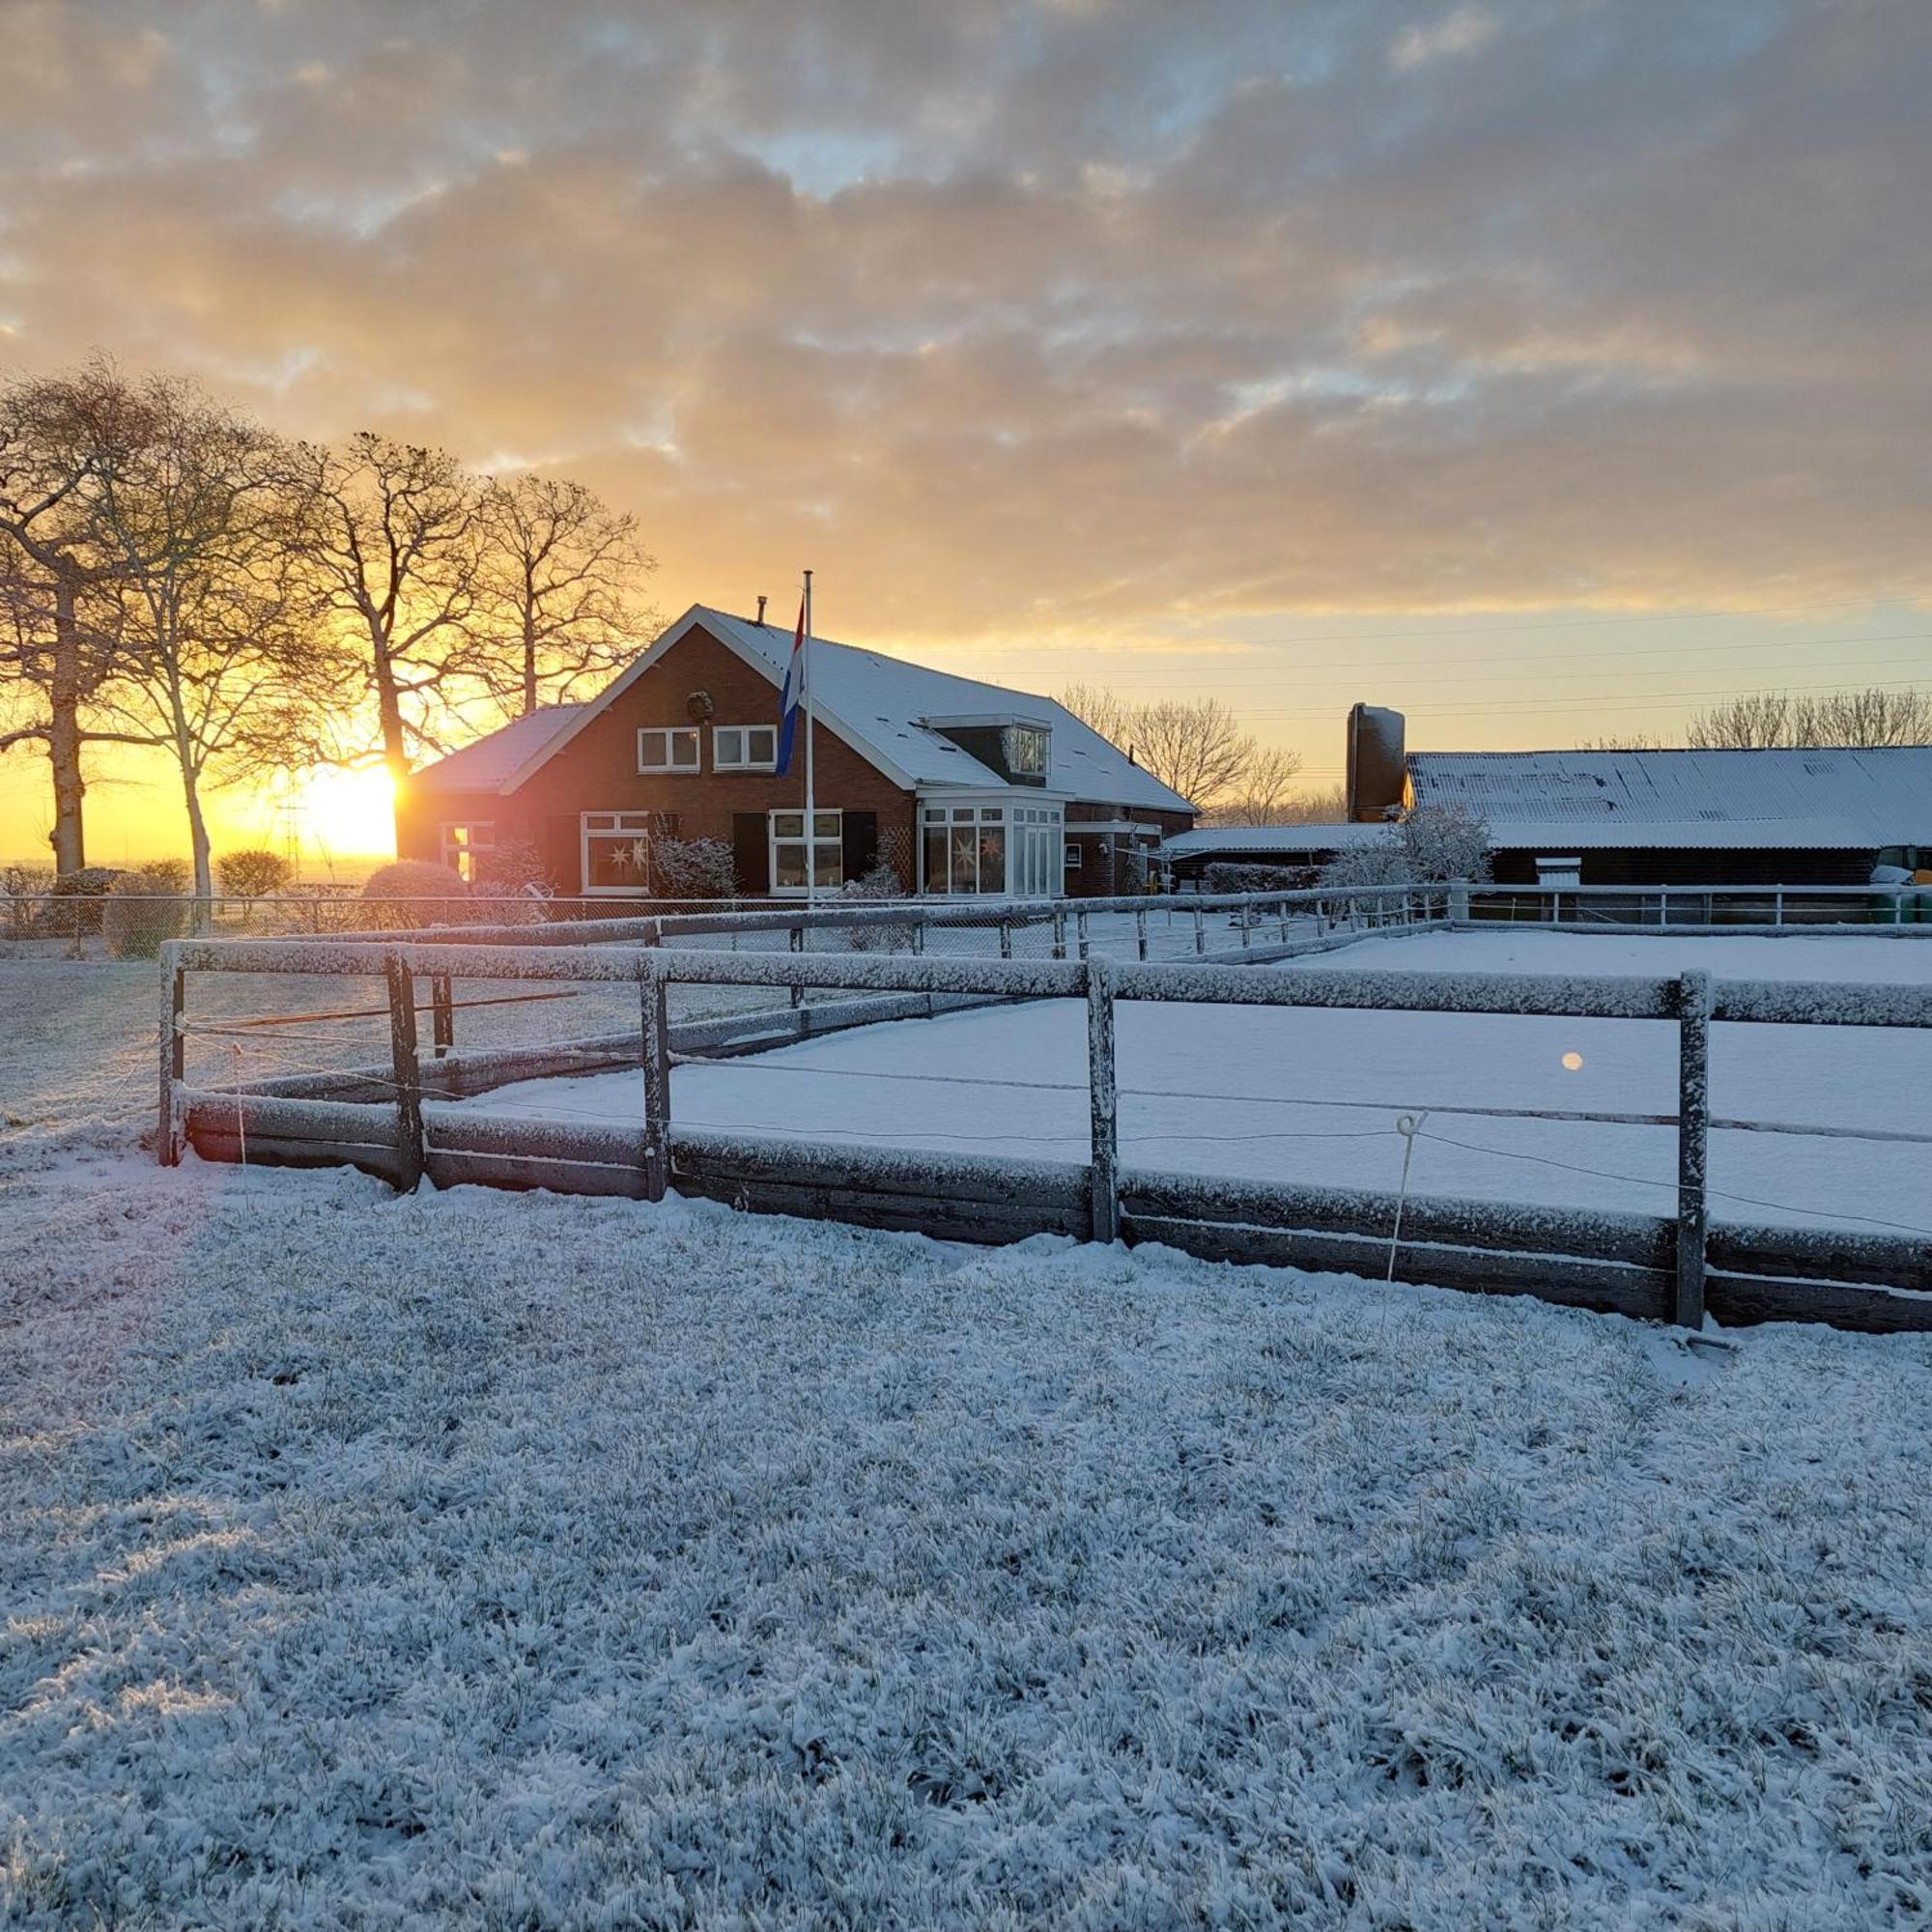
7,955,1932,1926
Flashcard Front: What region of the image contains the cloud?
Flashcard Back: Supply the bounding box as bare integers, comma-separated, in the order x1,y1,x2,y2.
0,0,1927,653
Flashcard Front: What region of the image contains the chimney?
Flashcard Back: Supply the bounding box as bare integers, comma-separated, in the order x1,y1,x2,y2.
755,595,768,625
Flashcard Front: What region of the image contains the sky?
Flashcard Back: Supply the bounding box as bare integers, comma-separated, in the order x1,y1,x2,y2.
2,0,1929,867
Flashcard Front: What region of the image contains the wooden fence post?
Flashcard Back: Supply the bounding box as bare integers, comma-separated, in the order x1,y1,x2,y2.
999,918,1012,959
1052,909,1066,959
1075,907,1090,959
1675,969,1711,1327
157,954,185,1166
430,972,454,1059
639,956,670,1203
1135,907,1149,960
1087,955,1120,1243
1448,877,1470,923
385,953,425,1193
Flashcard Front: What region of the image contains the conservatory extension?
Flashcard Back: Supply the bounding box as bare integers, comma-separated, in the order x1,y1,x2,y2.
921,800,1065,895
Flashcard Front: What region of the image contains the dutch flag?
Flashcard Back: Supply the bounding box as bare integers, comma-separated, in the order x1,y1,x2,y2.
775,597,807,778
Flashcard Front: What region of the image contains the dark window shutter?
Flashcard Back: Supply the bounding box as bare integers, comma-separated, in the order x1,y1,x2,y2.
731,812,769,895
840,810,878,883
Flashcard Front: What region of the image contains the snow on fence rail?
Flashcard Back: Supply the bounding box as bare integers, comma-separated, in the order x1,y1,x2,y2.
157,927,1932,1335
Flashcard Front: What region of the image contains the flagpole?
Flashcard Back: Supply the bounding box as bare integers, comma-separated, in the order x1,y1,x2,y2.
803,568,815,908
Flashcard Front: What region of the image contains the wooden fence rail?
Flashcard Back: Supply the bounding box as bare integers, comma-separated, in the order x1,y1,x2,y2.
158,935,1932,1334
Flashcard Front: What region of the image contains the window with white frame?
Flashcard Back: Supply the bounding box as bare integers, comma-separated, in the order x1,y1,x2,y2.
1063,841,1082,871
638,726,699,774
440,822,494,883
1003,724,1049,779
921,801,1063,895
581,811,654,894
714,724,778,771
769,810,842,893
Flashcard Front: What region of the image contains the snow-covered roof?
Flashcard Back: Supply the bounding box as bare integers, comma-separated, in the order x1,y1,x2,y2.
1407,747,1932,851
1162,823,1391,856
485,604,1195,813
411,704,589,793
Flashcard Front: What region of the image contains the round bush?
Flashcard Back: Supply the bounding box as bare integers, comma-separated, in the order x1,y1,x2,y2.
359,861,474,930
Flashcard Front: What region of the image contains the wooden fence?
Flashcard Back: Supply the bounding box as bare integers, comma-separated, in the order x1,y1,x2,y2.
157,931,1932,1334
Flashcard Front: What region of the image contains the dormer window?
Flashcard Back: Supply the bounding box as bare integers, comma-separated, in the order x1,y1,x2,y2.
922,713,1052,785
1004,724,1049,778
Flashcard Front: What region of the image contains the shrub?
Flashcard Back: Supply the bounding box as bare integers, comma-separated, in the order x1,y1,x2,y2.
131,857,192,896
469,838,554,926
103,871,189,959
653,837,739,901
36,867,122,937
2,865,54,939
839,862,910,951
217,849,295,898
1319,807,1492,906
359,859,473,929
1204,862,1305,895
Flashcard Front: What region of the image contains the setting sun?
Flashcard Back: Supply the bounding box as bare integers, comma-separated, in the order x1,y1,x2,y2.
293,766,397,865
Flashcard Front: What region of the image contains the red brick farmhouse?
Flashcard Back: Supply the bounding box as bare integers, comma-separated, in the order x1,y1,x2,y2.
397,603,1198,898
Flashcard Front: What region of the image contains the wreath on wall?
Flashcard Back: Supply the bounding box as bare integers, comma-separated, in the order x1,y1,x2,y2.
686,690,716,723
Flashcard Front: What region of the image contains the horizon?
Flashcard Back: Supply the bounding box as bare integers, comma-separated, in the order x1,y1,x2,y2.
3,1,1929,867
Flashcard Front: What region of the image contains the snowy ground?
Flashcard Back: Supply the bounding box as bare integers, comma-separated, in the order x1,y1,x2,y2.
468,929,1932,1239
6,948,1932,1925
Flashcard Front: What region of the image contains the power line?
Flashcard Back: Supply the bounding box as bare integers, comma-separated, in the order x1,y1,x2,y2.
1232,672,1932,723
1072,631,1932,691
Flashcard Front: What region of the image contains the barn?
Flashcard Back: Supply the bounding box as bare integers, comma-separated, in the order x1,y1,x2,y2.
1344,705,1932,888
397,603,1197,898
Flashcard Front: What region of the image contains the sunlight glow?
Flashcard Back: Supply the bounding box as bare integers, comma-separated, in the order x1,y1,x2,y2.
294,766,397,863
1561,1051,1584,1071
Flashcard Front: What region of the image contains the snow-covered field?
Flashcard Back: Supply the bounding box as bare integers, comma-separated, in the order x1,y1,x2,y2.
469,928,1932,1237
6,945,1932,1926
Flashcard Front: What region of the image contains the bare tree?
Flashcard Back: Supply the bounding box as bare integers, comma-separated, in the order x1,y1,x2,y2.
75,371,326,900
476,474,655,720
0,360,153,872
1686,686,1931,750
1685,692,1798,750
1056,682,1135,751
1058,684,1264,811
287,433,488,800
1797,686,1932,747
1203,744,1305,826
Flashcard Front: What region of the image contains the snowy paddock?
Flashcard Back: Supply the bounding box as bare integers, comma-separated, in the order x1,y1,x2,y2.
460,929,1932,1240
7,950,1932,1926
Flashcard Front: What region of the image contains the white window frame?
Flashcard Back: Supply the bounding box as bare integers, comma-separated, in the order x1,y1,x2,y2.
581,810,655,895
714,724,779,772
920,799,1064,896
440,822,494,884
1064,841,1082,870
768,808,843,896
638,726,699,774
1003,724,1050,779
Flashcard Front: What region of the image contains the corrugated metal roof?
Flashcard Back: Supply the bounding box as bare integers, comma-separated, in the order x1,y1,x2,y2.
410,705,589,793
1407,747,1932,850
